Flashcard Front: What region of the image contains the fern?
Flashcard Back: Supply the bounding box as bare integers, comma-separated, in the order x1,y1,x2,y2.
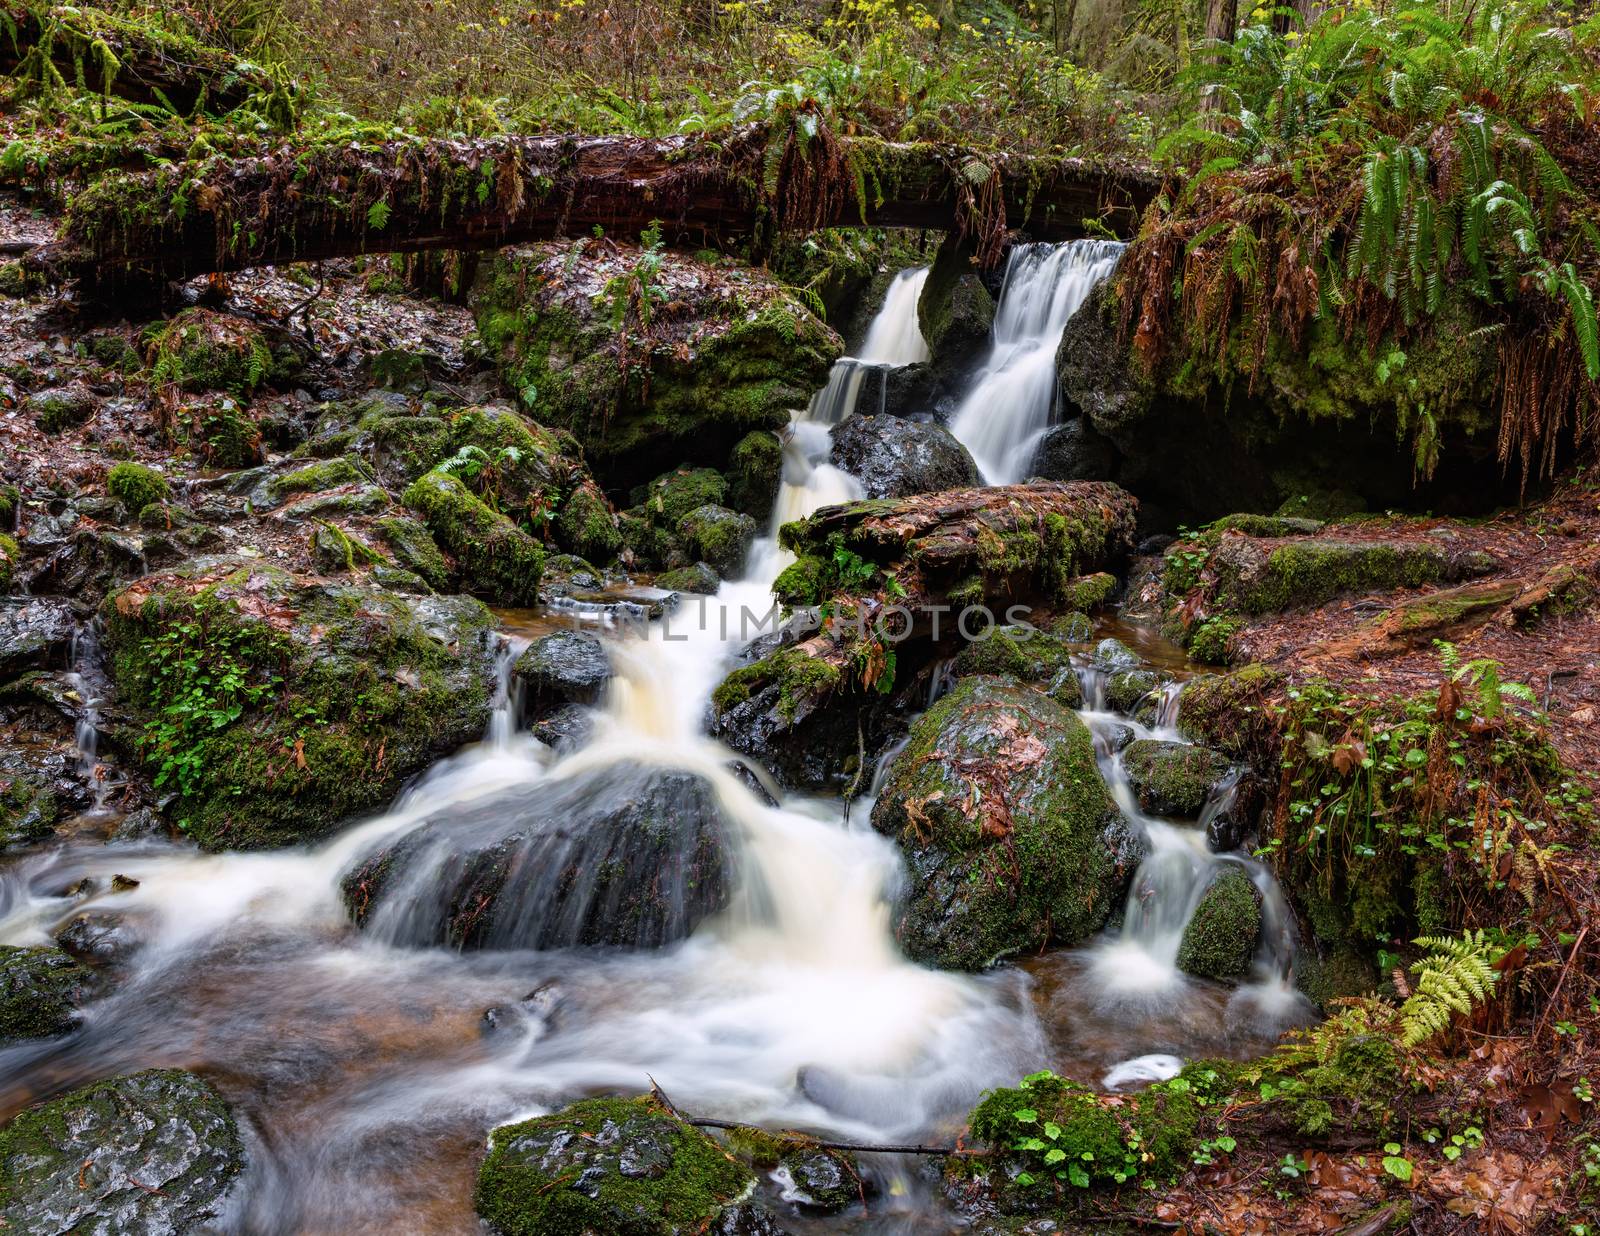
1399,930,1499,1047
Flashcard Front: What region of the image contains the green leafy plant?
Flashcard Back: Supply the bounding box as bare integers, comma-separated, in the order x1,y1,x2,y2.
1397,929,1499,1047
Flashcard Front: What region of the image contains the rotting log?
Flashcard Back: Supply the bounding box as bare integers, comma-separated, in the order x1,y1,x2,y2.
29,127,1161,289
0,2,279,116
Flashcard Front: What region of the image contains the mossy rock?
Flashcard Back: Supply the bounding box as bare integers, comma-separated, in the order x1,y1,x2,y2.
473,244,840,489
376,515,452,592
1209,535,1497,615
475,1096,768,1236
369,415,452,488
146,308,275,396
27,384,96,433
656,562,721,594
951,627,1082,707
1050,611,1095,642
105,462,168,513
618,509,680,570
0,533,18,593
1176,867,1261,980
1121,739,1232,817
1061,571,1118,612
102,561,498,849
0,946,91,1045
310,521,384,574
266,456,366,507
1209,513,1325,539
710,645,852,787
1175,665,1284,759
676,504,756,577
639,467,728,529
726,430,782,518
918,235,995,388
0,1069,244,1231
403,470,544,605
871,676,1142,969
448,405,580,501
555,478,621,564
1103,667,1166,715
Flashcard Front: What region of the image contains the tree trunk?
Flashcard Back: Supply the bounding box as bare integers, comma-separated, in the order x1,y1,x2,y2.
33,128,1160,290
1200,0,1239,112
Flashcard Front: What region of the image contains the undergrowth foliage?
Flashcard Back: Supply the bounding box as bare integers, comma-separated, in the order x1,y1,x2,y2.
1127,0,1600,485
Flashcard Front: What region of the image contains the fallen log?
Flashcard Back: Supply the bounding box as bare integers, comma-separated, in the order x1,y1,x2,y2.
32,126,1160,288
1,2,279,116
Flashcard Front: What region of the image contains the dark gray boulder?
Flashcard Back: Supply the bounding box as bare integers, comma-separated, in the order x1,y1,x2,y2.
1029,417,1118,481
0,945,92,1045
828,415,977,499
514,630,611,708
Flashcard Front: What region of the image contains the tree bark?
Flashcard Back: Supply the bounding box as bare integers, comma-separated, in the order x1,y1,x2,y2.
33,127,1160,289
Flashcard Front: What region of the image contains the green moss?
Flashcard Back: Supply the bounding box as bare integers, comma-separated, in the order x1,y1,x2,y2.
1175,664,1284,759
951,628,1080,704
369,415,451,486
1218,540,1493,614
655,563,720,594
376,516,452,592
1061,571,1118,612
268,456,364,504
106,462,169,513
403,469,544,605
1186,615,1241,665
146,308,275,396
310,521,383,574
555,479,621,564
30,389,93,433
726,430,782,517
640,467,728,529
711,646,842,723
1176,868,1261,979
1103,668,1163,715
772,554,826,606
0,483,17,526
188,401,262,468
676,504,756,577
474,1097,755,1236
0,946,87,1043
1208,513,1325,538
617,510,679,570
1121,740,1231,817
0,533,18,593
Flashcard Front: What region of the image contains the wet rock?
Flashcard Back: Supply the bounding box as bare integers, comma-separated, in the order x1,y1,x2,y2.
950,627,1082,707
403,469,544,605
637,467,729,530
0,945,91,1044
103,560,498,849
556,478,622,565
872,677,1143,969
1176,867,1262,980
1051,611,1095,642
368,414,451,489
55,911,141,967
476,1095,779,1236
514,630,611,707
656,562,721,595
376,515,452,593
677,504,756,577
541,553,605,597
0,596,78,678
1201,770,1263,853
1093,720,1136,756
1103,667,1167,715
341,766,734,950
529,702,594,753
1120,740,1233,818
0,1069,245,1231
1091,637,1140,668
27,382,97,432
828,414,977,499
776,1147,860,1214
726,430,782,518
1029,416,1117,482
474,244,840,491
918,237,995,392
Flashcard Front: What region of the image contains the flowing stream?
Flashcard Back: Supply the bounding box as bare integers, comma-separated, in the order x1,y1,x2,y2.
948,240,1125,484
0,254,1310,1234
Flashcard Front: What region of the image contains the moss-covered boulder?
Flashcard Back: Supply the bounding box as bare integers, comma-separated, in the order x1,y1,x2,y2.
369,414,452,489
105,462,168,513
1174,665,1285,760
556,478,622,564
103,560,497,849
1206,533,1497,615
27,383,97,433
0,946,91,1045
950,626,1082,707
476,1095,777,1236
871,677,1143,969
0,762,59,849
403,469,544,605
341,766,733,950
1101,667,1167,715
0,534,16,593
828,414,977,499
727,430,782,518
146,307,277,396
1120,740,1231,818
474,245,840,488
638,467,729,530
656,562,721,594
710,645,850,788
677,504,757,577
1176,867,1262,980
376,515,452,592
0,1069,244,1231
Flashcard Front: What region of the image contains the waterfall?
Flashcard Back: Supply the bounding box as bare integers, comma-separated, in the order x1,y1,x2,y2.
66,622,111,815
745,267,930,582
948,240,1123,485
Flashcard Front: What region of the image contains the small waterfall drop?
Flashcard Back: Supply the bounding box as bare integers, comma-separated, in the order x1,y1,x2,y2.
66,622,112,815
948,240,1123,485
855,267,931,366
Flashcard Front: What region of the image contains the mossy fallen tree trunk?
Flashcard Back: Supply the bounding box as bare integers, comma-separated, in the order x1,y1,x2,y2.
34,126,1160,289
0,2,278,116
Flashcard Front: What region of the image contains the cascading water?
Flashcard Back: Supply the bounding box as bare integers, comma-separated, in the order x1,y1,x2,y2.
948,240,1124,485
65,621,112,815
0,269,1311,1233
